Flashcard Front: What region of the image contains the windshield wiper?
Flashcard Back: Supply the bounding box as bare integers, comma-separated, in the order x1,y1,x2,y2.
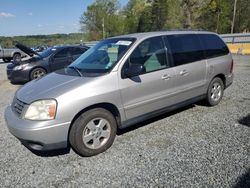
68,66,83,77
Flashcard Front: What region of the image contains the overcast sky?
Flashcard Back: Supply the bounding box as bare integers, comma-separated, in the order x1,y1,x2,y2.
0,0,128,36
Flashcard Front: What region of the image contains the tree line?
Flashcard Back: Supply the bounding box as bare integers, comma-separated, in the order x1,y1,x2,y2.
81,0,250,40
1,0,249,48
0,33,85,48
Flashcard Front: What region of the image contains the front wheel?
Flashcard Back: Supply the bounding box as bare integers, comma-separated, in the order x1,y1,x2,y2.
30,68,47,80
69,108,117,157
206,77,224,106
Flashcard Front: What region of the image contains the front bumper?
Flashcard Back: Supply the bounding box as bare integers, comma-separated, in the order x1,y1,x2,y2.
6,68,30,83
4,106,70,151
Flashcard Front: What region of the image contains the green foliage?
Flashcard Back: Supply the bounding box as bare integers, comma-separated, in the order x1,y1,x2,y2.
0,33,86,48
234,0,250,33
123,0,147,33
81,0,249,37
1,0,249,47
197,0,233,33
80,0,124,40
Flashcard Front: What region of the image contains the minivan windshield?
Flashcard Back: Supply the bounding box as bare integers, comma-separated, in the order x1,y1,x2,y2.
69,37,136,74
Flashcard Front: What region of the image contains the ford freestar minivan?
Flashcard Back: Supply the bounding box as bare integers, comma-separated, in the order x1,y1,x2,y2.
5,31,233,156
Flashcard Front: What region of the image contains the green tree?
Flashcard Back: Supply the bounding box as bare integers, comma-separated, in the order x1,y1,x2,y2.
166,0,183,29
197,0,233,33
80,0,123,40
123,0,147,34
234,0,250,33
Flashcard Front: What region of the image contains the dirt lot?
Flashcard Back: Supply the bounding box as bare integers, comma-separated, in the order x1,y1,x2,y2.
0,56,249,187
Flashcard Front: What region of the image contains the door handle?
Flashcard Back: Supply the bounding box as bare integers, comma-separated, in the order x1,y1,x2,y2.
180,70,189,76
162,74,171,80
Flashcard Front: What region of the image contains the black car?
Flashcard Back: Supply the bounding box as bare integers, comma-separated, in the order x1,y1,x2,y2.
7,44,89,83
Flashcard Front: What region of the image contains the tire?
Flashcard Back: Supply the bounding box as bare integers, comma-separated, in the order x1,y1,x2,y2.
13,53,21,62
206,77,224,106
30,68,47,80
69,108,117,157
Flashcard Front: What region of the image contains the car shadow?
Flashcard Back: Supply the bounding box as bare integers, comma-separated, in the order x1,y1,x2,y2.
24,145,71,157
117,104,195,135
234,168,250,188
238,114,250,127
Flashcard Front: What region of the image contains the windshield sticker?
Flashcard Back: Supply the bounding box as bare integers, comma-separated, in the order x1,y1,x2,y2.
115,41,132,46
51,48,57,51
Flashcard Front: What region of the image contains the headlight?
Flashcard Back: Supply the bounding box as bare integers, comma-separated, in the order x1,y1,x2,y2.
24,99,57,120
13,64,28,70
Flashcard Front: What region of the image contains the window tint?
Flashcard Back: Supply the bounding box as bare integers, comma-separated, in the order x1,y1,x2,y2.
166,34,205,66
198,34,229,58
70,47,87,56
128,36,168,73
54,48,70,59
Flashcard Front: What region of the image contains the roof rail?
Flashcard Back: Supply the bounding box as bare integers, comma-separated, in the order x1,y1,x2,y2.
161,28,206,32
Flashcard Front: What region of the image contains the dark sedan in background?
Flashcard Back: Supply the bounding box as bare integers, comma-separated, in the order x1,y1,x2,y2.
7,44,89,83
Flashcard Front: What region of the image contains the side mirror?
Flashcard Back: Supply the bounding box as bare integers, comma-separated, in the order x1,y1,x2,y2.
123,64,145,78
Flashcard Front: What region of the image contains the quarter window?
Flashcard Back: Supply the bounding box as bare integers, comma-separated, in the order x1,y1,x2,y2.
70,47,87,56
166,34,205,66
198,34,229,58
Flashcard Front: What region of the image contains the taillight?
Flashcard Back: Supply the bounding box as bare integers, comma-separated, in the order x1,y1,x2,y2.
230,60,234,73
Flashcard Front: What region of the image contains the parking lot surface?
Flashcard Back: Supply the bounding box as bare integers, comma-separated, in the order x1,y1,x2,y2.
0,56,249,187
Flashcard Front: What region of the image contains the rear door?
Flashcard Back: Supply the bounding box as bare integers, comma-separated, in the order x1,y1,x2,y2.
50,48,71,71
164,34,207,102
119,36,177,120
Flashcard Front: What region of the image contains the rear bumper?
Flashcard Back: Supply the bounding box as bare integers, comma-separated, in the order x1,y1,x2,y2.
225,73,234,89
4,106,70,151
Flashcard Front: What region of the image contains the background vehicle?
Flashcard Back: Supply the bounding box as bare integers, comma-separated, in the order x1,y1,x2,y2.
0,44,27,63
5,31,233,157
6,44,89,83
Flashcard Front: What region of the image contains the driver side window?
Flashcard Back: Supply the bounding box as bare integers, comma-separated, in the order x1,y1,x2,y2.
127,36,168,73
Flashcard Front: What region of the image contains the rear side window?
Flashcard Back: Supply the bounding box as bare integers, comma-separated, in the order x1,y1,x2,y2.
198,34,229,59
70,47,87,56
166,34,205,66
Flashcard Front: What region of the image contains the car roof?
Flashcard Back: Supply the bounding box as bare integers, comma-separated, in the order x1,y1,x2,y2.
53,45,89,49
110,31,216,41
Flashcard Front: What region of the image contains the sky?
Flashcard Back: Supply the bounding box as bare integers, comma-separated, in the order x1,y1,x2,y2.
0,0,128,37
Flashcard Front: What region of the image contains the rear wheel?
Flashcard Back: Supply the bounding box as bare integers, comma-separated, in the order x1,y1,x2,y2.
206,77,224,106
69,108,117,157
30,68,47,80
13,53,21,62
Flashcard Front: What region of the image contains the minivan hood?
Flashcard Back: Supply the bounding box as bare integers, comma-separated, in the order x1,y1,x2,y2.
16,72,94,104
15,43,41,57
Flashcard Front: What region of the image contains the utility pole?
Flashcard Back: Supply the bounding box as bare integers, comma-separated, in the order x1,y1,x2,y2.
231,0,237,33
102,18,105,39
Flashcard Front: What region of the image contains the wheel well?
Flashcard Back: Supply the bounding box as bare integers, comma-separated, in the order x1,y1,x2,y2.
13,52,21,57
67,103,121,146
214,74,226,87
70,103,121,127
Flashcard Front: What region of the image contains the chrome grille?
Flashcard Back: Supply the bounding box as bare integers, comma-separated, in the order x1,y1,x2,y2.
12,97,26,117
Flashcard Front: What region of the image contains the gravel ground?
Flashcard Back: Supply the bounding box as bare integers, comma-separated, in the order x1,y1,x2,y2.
0,56,249,187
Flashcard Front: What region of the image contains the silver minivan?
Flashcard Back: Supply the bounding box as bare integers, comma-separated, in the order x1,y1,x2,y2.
4,31,234,156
